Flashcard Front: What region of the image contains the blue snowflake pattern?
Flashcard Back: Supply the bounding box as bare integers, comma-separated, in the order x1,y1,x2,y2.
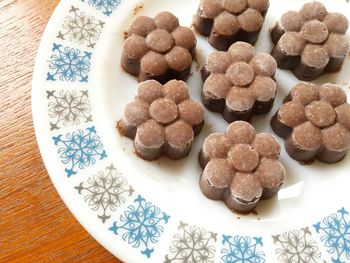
82,0,121,16
221,235,265,263
47,43,91,82
52,126,107,177
109,195,170,258
313,207,350,263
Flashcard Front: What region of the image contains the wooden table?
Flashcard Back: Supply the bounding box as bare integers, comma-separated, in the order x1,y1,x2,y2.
0,1,120,261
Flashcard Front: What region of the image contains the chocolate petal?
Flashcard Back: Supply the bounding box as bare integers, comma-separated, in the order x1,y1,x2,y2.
252,133,281,159
154,11,179,32
336,104,350,131
249,53,277,76
225,121,256,144
319,84,347,108
323,12,349,34
163,80,190,104
228,41,255,62
225,172,262,212
200,158,234,200
200,133,232,167
134,119,165,160
255,158,286,199
289,82,319,106
137,80,164,103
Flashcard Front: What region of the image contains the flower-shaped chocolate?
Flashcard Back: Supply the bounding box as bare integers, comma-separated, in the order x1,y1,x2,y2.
194,0,269,50
271,1,349,81
121,12,196,84
271,83,350,163
201,41,277,123
199,121,285,212
118,80,204,160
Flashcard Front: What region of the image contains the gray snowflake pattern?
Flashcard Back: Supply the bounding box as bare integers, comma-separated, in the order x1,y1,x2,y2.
47,90,92,130
272,227,323,263
75,164,134,223
165,222,217,263
57,6,104,49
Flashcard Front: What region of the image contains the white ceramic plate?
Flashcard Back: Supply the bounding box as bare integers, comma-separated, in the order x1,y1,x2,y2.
32,0,350,262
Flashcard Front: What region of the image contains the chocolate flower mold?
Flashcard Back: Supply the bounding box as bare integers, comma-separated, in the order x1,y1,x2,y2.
194,0,269,50
121,12,196,84
271,1,349,80
199,121,286,212
118,80,204,161
201,41,277,123
271,82,350,164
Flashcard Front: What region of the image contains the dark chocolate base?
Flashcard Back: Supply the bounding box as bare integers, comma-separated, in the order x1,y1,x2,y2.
121,61,192,85
194,11,263,51
118,119,204,161
202,93,275,123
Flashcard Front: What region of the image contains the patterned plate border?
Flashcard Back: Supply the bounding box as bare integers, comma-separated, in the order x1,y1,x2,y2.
32,0,350,262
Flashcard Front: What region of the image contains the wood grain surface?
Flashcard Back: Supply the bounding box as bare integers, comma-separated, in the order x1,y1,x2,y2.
0,1,120,262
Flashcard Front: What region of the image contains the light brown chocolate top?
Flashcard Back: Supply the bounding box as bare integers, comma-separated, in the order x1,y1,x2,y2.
280,11,305,32
202,133,232,159
124,11,196,78
255,158,286,190
165,47,192,71
137,80,164,103
122,80,204,152
201,121,285,205
213,11,240,35
237,8,263,32
150,98,178,125
154,12,179,32
197,0,268,41
207,52,232,74
322,124,350,151
146,29,174,53
172,27,197,49
290,82,319,106
203,74,231,99
226,121,256,144
165,120,194,148
140,51,168,76
203,42,277,112
123,99,150,127
275,82,350,152
123,35,148,60
229,172,262,202
252,133,280,159
222,0,247,14
323,13,349,34
203,158,233,188
228,144,260,172
163,80,189,104
129,16,156,36
228,42,255,62
275,1,349,64
178,100,204,126
136,119,165,147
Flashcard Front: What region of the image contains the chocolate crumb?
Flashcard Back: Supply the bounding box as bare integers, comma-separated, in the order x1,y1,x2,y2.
133,4,144,16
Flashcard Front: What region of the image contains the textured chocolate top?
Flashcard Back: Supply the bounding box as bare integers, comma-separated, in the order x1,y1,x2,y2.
276,82,350,152
203,42,277,112
123,12,196,79
275,1,349,62
201,121,285,204
121,79,204,157
197,0,268,34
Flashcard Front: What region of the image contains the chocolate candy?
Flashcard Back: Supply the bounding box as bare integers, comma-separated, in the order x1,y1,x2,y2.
201,42,277,123
271,82,350,163
118,80,204,160
122,12,196,83
194,0,269,50
270,1,349,80
199,121,286,212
